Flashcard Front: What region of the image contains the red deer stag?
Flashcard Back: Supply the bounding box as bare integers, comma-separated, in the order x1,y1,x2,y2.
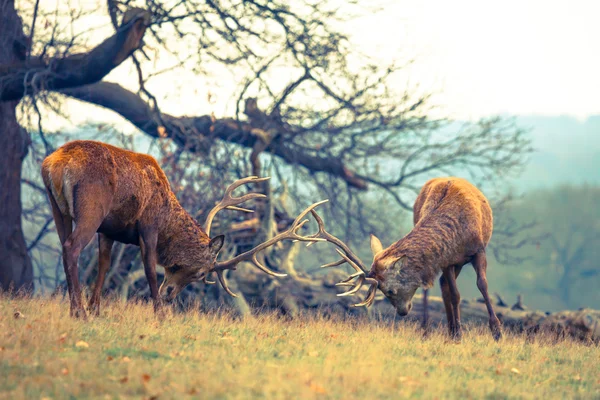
42,140,326,319
312,177,502,341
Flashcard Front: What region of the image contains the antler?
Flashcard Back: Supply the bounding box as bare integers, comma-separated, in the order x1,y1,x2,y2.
204,176,270,236
212,199,330,297
309,210,379,307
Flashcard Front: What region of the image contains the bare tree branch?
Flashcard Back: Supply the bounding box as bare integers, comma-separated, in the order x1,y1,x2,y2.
0,8,151,102
63,82,370,190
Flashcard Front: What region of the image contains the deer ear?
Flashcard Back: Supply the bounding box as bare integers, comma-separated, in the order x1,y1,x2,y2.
370,234,383,256
209,235,225,257
397,255,407,268
385,255,407,270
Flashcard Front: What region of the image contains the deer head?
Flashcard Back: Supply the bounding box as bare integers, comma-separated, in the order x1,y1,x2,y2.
310,210,420,317
369,235,420,316
158,235,225,301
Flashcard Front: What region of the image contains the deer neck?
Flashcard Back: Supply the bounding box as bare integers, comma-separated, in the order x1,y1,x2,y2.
155,197,210,268
390,222,455,287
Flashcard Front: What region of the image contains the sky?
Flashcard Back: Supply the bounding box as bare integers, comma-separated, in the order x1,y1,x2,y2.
32,0,600,130
349,0,600,120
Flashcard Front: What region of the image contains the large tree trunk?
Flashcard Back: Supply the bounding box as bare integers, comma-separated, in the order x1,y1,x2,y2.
0,106,32,292
0,2,151,292
0,0,33,292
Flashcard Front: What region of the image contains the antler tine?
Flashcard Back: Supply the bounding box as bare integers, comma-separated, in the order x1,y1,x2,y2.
212,200,329,294
337,276,365,296
216,270,237,297
251,253,287,277
225,205,254,213
308,209,379,307
320,258,346,268
289,200,329,235
204,176,271,236
225,176,270,193
353,279,378,307
308,210,368,273
333,248,369,297
334,248,364,274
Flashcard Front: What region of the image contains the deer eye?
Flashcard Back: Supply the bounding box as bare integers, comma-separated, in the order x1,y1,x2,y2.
170,265,182,273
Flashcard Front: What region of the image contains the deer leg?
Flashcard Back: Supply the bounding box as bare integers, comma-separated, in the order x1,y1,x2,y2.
47,192,74,297
444,265,463,341
88,233,114,316
422,289,429,330
472,251,502,341
63,219,102,320
139,229,160,312
59,217,74,302
439,274,455,336
453,265,464,331
47,191,72,245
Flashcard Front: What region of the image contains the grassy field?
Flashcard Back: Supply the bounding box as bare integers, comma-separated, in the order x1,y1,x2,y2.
0,297,598,399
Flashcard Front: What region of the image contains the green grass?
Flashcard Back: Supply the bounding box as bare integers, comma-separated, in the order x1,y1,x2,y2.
0,296,598,399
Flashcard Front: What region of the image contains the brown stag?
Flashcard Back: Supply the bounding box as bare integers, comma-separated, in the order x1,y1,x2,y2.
312,177,502,341
42,140,326,319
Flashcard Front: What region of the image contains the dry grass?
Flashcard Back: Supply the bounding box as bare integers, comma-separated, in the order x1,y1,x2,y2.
0,296,598,399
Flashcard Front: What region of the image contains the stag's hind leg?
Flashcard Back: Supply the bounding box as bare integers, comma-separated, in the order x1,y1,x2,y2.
472,251,502,341
63,192,109,319
63,220,102,319
46,190,75,302
46,190,73,245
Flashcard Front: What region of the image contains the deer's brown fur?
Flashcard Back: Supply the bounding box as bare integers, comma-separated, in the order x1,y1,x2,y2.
42,140,224,318
369,177,501,340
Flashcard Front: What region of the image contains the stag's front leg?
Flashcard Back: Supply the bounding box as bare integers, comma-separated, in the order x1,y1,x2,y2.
472,251,502,341
443,265,463,341
439,274,455,337
422,289,429,330
89,233,114,316
139,229,161,312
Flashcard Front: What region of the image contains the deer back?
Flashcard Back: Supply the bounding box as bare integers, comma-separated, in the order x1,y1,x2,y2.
413,177,492,248
41,140,188,243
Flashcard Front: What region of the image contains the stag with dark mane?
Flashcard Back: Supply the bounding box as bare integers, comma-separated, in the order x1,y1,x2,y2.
42,140,325,319
313,177,502,341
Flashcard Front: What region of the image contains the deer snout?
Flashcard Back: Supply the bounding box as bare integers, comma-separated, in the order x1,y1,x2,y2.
159,281,179,302
397,301,412,317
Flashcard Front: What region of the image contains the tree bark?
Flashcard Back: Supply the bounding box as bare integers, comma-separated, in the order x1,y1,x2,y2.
0,0,33,292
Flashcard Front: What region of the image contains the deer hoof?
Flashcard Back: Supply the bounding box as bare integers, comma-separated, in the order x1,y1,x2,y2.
491,326,502,341
71,307,88,320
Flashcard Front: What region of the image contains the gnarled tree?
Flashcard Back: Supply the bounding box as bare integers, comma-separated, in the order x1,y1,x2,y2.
5,1,533,296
